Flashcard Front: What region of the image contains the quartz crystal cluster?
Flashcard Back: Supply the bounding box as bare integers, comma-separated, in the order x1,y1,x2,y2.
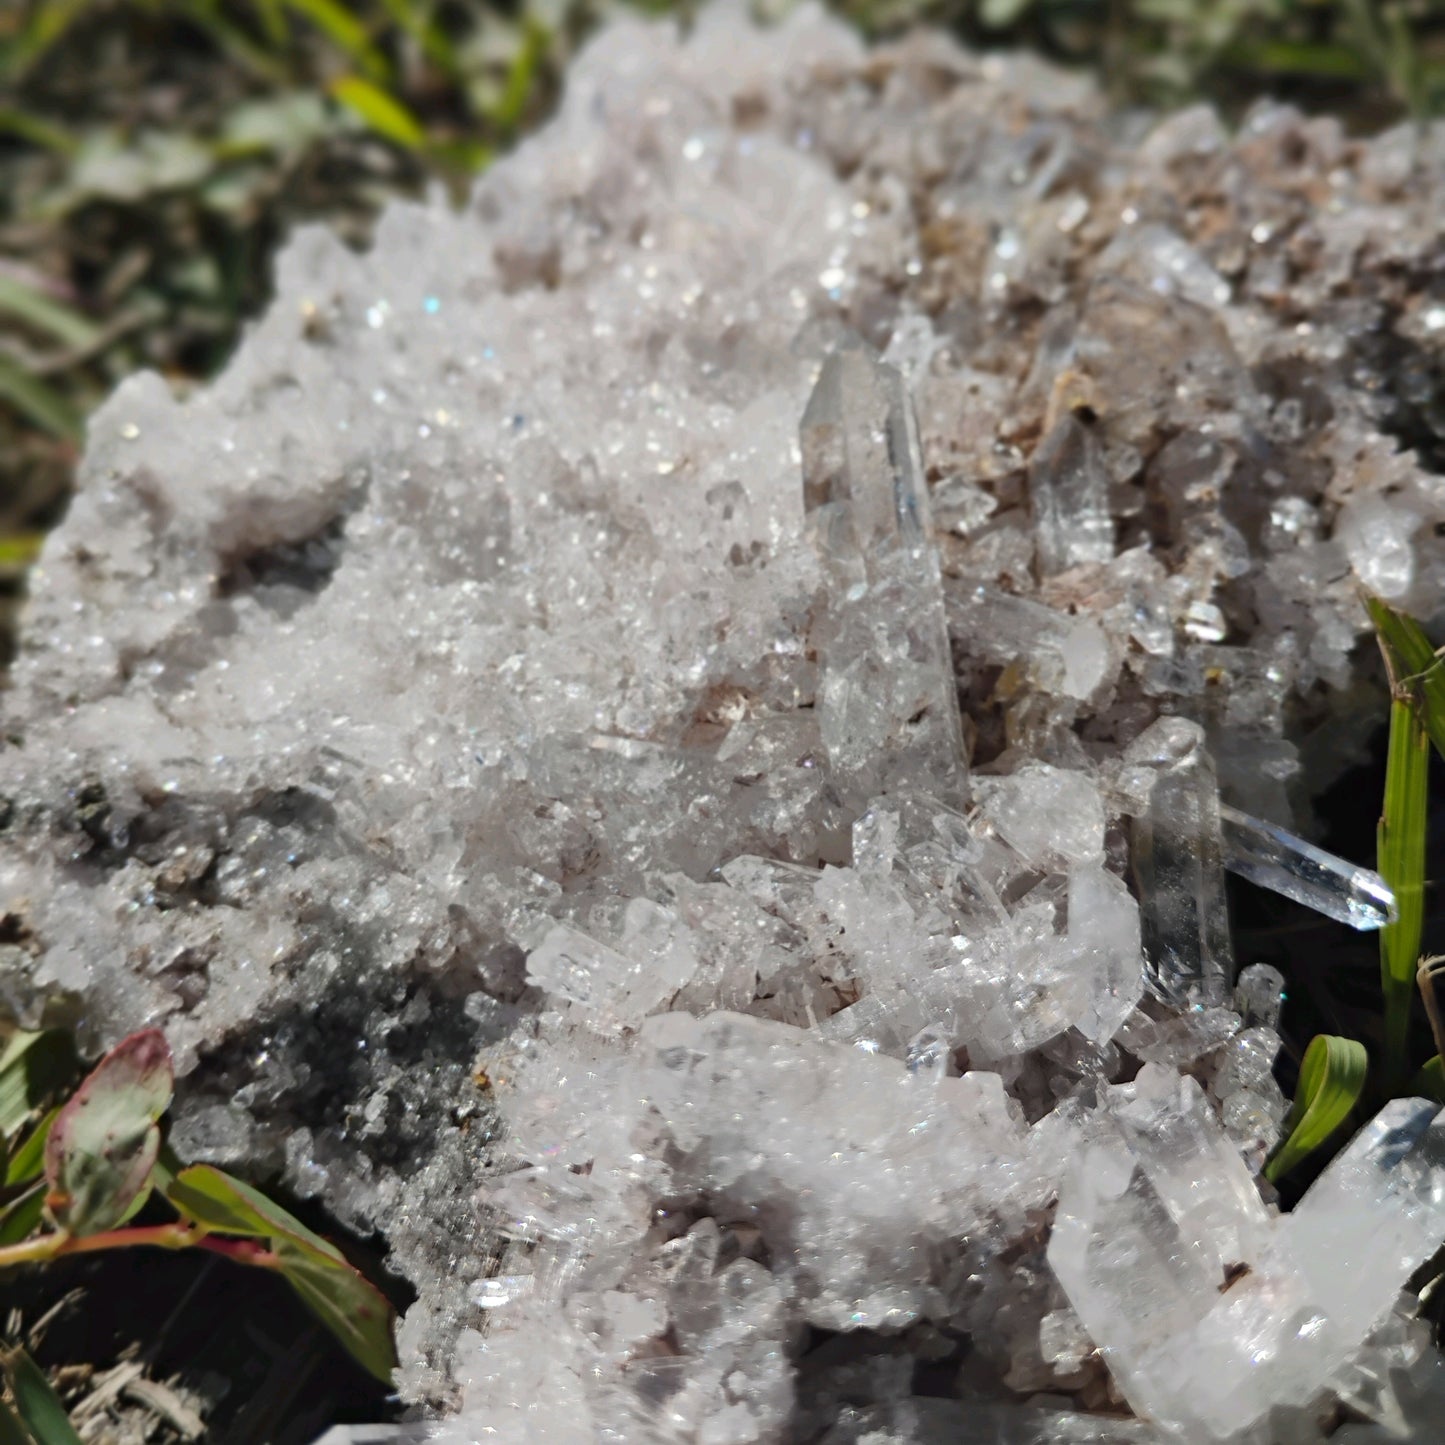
2,3,1445,1440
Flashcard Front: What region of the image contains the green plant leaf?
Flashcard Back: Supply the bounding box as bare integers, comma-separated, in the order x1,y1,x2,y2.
1366,594,1445,764
0,274,100,352
485,18,548,133
330,75,426,149
1264,1034,1368,1183
269,1226,397,1384
1,1346,83,1445
378,0,458,75
0,1182,46,1248
1378,694,1429,1092
164,1165,396,1381
1413,1055,1445,1104
6,1106,60,1187
43,1030,173,1237
0,1031,77,1141
285,0,390,82
0,354,82,442
0,1396,35,1445
0,106,75,153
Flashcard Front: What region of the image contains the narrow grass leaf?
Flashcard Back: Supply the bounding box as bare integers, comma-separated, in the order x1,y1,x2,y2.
0,106,74,152
286,0,390,82
5,0,92,79
0,1031,76,1140
0,1398,33,1445
1264,1034,1368,1183
44,1029,173,1236
0,534,46,583
5,1106,60,1186
0,355,82,442
1413,1055,1445,1104
0,1182,45,1247
377,0,457,75
1378,694,1429,1091
2,1347,83,1445
488,20,548,133
330,75,426,149
1227,39,1368,80
1365,594,1445,763
0,274,100,351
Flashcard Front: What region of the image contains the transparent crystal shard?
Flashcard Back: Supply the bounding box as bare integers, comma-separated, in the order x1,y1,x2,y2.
1122,718,1233,1007
946,582,1116,702
1220,804,1397,930
801,341,929,557
1047,1067,1271,1435
1028,410,1115,575
1233,962,1285,1030
1050,1086,1445,1441
801,342,965,797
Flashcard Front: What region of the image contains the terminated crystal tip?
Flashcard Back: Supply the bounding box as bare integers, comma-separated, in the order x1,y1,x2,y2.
1220,805,1397,931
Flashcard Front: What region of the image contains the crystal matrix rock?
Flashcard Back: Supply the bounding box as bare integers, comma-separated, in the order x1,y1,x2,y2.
3,2,1445,1438
1051,1083,1445,1441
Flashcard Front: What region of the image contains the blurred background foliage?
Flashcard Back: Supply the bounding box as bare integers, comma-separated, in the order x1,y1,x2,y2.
1,0,1444,649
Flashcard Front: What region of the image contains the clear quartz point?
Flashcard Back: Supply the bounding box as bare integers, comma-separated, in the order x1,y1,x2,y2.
800,341,966,798
1220,804,1397,930
1029,409,1115,575
1123,717,1233,1007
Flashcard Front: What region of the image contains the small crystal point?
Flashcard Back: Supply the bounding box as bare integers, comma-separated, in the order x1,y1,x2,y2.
1028,409,1115,575
799,341,966,796
800,340,928,556
1220,805,1397,930
1123,717,1233,1007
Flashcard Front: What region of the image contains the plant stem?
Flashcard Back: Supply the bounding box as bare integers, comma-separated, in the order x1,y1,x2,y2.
0,1222,279,1270
1379,693,1430,1097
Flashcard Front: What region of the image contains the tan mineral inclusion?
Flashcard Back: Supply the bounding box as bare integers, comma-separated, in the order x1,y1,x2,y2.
3,3,1445,1440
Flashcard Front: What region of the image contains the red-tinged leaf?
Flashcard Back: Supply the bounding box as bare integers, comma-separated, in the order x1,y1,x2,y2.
164,1164,396,1381
165,1163,340,1255
43,1029,173,1236
270,1227,399,1384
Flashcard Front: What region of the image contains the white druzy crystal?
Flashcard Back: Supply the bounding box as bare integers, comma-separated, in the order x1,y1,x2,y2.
3,3,1445,1440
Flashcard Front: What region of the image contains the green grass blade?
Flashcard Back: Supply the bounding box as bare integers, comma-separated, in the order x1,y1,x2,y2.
0,1398,34,1445
0,273,100,351
330,75,426,149
377,0,457,76
1264,1034,1369,1183
1413,1055,1445,1104
2,1348,83,1445
0,107,75,153
5,1106,60,1187
0,354,83,442
0,1030,77,1140
0,1182,45,1248
285,0,390,82
487,19,548,133
1379,694,1429,1093
1365,594,1445,764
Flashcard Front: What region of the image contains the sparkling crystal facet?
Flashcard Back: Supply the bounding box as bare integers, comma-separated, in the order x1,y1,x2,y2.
1124,718,1234,1007
1220,804,1397,930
